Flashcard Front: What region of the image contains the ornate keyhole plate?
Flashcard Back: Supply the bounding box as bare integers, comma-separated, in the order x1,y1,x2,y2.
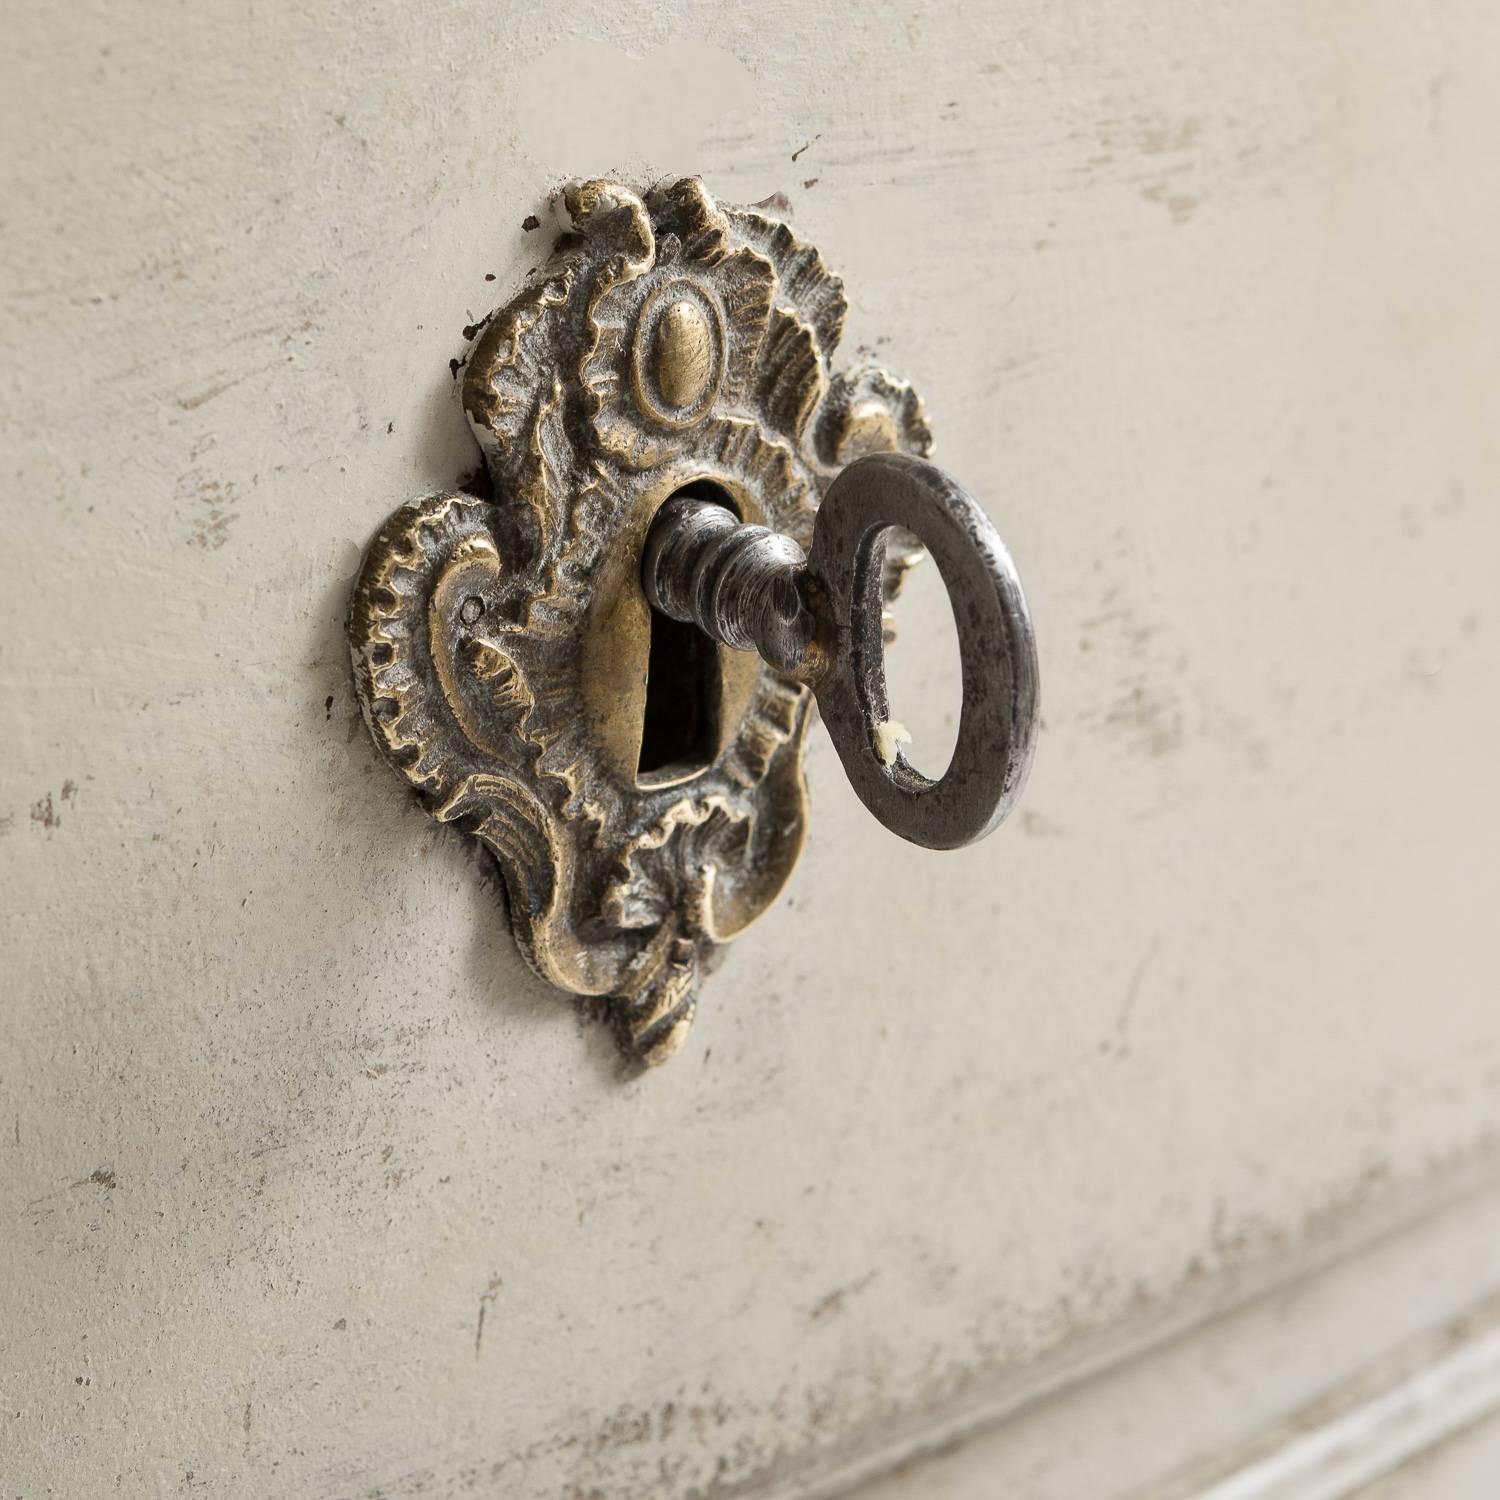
349,178,932,1065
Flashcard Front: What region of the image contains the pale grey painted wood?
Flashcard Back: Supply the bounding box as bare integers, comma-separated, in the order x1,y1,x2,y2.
3,0,1499,1494
852,1178,1500,1500
1348,1413,1500,1500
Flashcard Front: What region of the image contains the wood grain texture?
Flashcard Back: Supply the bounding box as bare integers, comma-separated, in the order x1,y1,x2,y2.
3,0,1499,1494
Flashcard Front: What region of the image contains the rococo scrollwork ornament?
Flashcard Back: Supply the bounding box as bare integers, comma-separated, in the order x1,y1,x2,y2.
350,178,938,1065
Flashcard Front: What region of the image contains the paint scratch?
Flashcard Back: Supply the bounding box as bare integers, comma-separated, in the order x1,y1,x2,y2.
475,1274,502,1357
1103,936,1163,1058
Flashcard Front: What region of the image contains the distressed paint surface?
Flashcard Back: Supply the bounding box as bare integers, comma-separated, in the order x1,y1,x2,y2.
856,1179,1500,1500
2,0,1499,1495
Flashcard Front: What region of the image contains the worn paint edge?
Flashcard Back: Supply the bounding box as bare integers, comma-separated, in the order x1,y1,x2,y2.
1189,1314,1500,1500
746,1149,1500,1500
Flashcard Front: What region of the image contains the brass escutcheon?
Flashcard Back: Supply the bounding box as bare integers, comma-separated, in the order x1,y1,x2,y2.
348,178,1035,1067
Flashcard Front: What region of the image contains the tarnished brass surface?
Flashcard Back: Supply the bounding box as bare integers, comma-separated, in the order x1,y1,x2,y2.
349,178,933,1065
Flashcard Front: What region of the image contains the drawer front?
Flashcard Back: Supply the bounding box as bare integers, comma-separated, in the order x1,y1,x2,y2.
4,2,1499,1494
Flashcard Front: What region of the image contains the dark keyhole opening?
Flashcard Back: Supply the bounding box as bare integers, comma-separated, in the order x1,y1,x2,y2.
637,480,736,783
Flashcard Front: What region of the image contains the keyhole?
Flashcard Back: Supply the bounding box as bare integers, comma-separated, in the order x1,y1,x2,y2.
637,612,720,781
636,481,735,784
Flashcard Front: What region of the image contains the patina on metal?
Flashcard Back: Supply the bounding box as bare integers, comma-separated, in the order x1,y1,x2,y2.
643,452,1038,850
348,177,1037,1066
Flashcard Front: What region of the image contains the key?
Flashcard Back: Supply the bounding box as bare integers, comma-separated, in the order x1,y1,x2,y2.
642,451,1039,850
